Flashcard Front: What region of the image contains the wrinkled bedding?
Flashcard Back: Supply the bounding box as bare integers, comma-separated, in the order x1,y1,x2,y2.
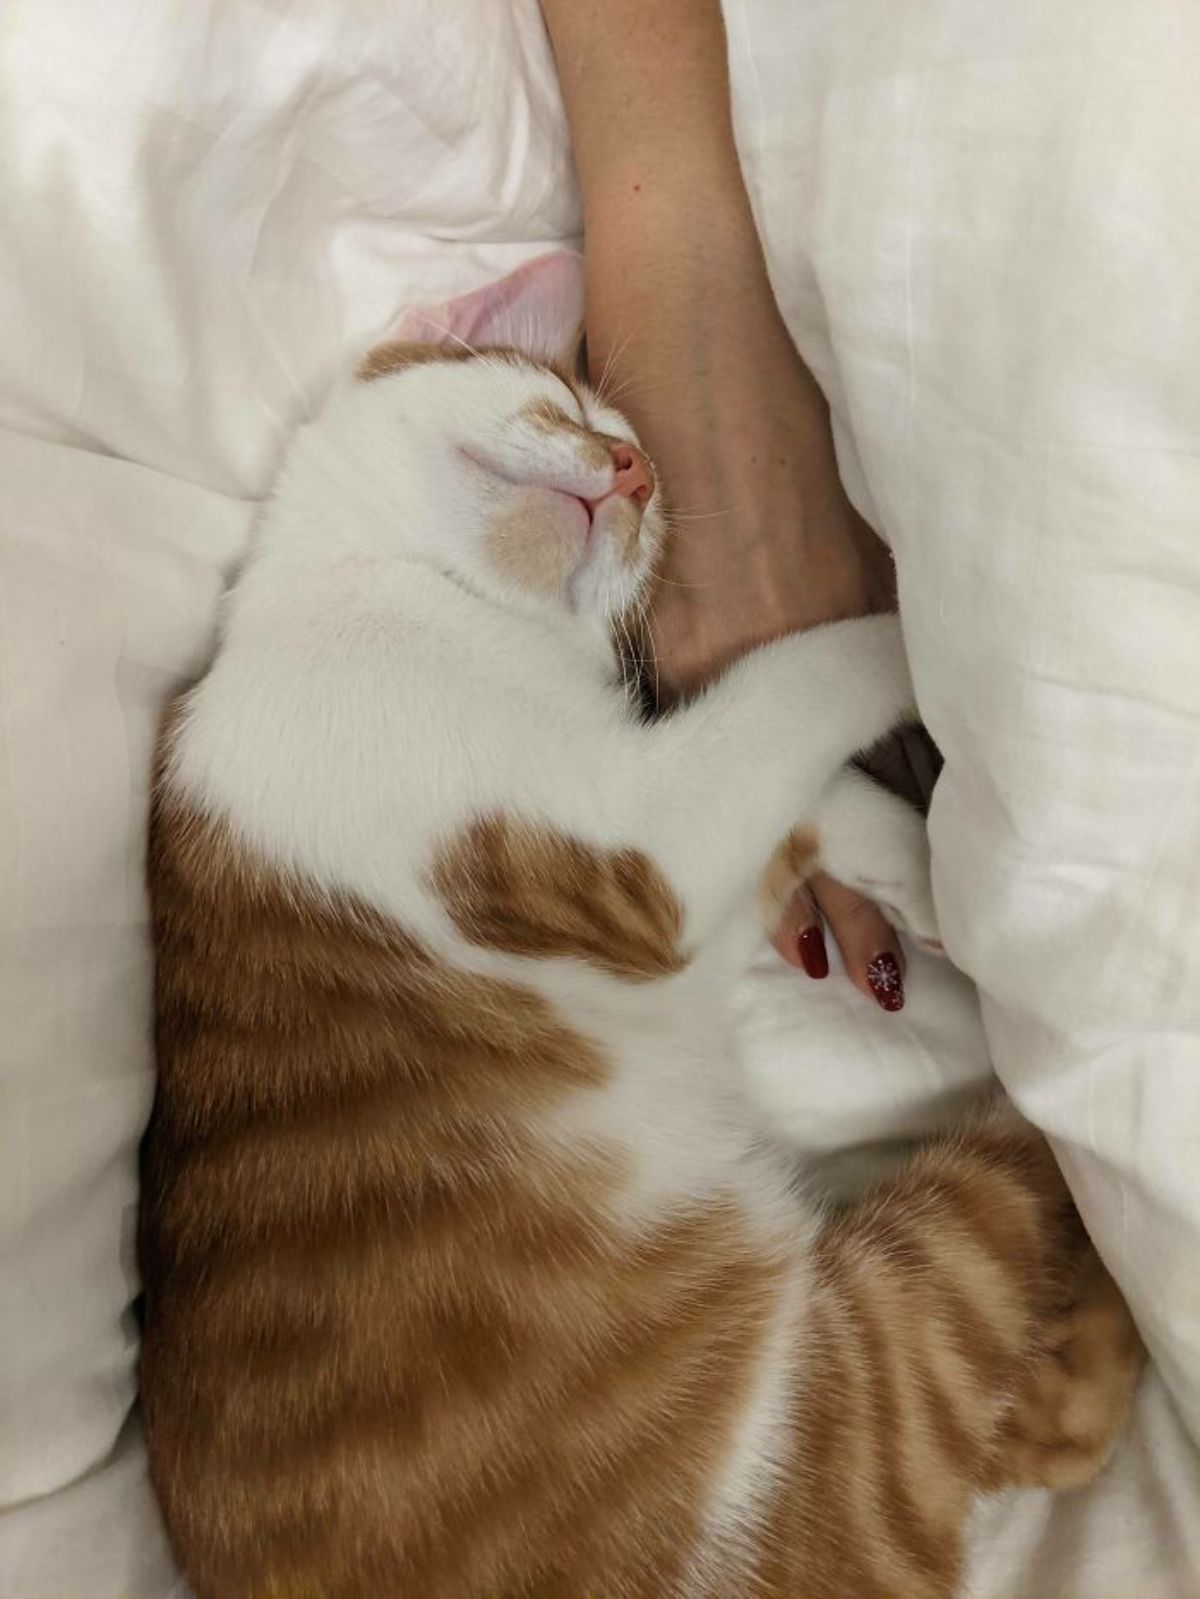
2,2,1198,1594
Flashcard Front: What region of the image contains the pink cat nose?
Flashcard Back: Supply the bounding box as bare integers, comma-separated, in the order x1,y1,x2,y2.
591,442,653,511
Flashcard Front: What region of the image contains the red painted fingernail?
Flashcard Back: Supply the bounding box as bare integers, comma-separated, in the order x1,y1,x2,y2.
867,952,904,1012
798,926,829,979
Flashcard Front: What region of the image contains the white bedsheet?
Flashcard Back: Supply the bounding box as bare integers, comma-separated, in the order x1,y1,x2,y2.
2,2,1198,1595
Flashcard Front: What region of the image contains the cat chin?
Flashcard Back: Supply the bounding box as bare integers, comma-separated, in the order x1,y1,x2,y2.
566,507,661,623
565,540,646,622
574,572,647,627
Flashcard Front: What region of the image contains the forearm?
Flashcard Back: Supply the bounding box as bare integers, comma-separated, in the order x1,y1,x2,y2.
539,0,925,988
539,0,748,217
539,0,776,374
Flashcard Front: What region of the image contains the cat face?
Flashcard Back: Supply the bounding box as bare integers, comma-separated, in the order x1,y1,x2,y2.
356,345,664,623
329,253,664,625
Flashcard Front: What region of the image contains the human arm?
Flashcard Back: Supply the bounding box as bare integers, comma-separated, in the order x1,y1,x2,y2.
540,0,936,1007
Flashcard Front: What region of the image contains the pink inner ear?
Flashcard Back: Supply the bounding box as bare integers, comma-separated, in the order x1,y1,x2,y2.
385,252,584,364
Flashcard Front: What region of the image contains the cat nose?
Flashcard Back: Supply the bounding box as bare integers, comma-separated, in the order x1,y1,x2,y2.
609,442,653,505
590,442,653,511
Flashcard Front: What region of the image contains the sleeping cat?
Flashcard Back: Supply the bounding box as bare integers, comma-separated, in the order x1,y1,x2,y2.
139,254,1141,1599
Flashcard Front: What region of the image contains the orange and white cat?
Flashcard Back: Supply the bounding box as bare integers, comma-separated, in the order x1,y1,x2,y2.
140,254,1141,1599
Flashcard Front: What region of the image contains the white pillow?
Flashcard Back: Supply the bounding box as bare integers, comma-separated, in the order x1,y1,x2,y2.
0,433,248,1506
727,0,1200,1442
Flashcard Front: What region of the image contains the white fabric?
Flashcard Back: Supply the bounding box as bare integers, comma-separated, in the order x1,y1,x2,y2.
0,431,247,1511
2,2,1198,1595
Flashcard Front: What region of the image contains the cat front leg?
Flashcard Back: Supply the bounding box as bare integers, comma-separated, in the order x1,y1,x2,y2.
625,615,918,944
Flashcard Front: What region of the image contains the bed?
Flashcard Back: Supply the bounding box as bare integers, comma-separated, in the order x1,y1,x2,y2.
2,2,1199,1594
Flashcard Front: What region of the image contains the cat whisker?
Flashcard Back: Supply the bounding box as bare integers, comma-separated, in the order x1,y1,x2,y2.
625,593,662,710
651,575,718,592
666,505,741,525
641,625,662,710
593,334,632,406
592,374,671,410
414,317,481,359
613,610,641,703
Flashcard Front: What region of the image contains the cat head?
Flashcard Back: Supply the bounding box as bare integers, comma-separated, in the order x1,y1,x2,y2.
315,253,665,626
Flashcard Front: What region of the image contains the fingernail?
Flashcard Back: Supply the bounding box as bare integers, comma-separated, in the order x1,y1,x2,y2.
797,926,829,979
867,952,904,1012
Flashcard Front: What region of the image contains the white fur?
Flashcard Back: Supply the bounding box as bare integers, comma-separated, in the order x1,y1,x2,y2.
812,767,942,947
169,329,935,1583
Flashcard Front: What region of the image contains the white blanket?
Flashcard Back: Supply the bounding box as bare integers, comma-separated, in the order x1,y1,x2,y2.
2,2,1198,1595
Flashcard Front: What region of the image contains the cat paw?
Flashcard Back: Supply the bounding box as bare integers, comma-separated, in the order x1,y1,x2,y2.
985,1249,1145,1493
875,878,942,954
808,768,943,954
843,834,942,954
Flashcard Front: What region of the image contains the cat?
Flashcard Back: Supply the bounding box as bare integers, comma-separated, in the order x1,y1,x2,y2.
139,253,1142,1599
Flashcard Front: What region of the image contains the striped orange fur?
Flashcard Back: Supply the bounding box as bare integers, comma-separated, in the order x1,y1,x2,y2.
140,789,1142,1599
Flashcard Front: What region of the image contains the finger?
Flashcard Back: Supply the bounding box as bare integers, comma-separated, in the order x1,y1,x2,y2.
770,882,830,978
810,871,906,1013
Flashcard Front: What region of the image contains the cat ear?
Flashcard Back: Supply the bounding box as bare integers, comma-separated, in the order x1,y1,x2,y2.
382,252,585,368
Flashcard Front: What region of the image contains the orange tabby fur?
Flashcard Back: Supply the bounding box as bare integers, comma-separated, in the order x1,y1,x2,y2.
141,761,1142,1598
142,797,780,1598
432,814,686,981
